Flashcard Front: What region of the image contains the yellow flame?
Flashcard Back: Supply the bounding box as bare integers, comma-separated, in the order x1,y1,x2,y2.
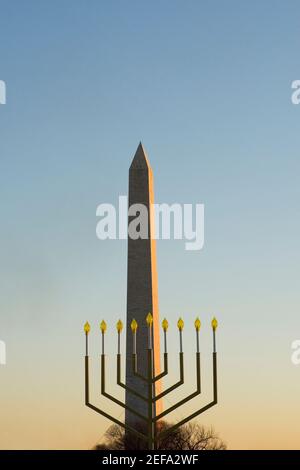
194,317,201,331
146,312,153,326
131,319,138,333
100,320,107,333
84,321,90,334
177,317,184,331
211,317,218,331
116,319,123,333
162,318,169,332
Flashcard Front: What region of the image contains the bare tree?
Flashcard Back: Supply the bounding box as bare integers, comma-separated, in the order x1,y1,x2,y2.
94,421,226,450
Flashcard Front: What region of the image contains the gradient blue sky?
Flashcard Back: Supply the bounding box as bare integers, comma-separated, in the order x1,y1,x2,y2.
0,0,300,449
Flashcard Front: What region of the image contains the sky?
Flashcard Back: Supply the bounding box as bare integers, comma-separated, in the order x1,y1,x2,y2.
0,0,300,449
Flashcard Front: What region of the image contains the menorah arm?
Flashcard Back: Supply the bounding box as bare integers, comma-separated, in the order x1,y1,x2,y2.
153,352,201,420
132,353,148,382
101,355,147,422
152,352,168,383
85,356,148,443
153,352,184,402
156,353,217,438
116,354,148,402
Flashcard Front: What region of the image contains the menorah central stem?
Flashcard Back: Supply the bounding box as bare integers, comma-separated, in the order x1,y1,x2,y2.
147,349,155,450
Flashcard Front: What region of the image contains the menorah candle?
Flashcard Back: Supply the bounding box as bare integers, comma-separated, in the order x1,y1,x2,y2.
146,313,153,350
84,322,90,355
131,319,138,354
177,317,184,353
194,317,201,353
162,318,169,353
211,317,218,352
116,320,123,354
100,320,107,354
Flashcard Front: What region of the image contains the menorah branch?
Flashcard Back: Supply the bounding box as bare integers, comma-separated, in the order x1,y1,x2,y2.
157,352,217,440
85,356,148,443
101,354,148,422
153,352,201,421
132,353,149,382
152,352,168,383
153,352,184,402
116,354,148,402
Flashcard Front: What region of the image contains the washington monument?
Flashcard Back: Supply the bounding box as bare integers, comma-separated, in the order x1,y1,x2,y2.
125,143,162,429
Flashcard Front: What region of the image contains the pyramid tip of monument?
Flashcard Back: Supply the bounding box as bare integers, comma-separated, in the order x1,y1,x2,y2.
130,142,151,170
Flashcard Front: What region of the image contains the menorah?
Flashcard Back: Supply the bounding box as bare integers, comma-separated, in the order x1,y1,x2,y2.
84,314,218,450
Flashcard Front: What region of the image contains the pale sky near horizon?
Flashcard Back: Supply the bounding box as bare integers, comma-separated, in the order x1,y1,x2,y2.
1,0,300,449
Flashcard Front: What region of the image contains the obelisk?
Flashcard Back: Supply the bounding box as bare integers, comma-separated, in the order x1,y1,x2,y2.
125,143,162,430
